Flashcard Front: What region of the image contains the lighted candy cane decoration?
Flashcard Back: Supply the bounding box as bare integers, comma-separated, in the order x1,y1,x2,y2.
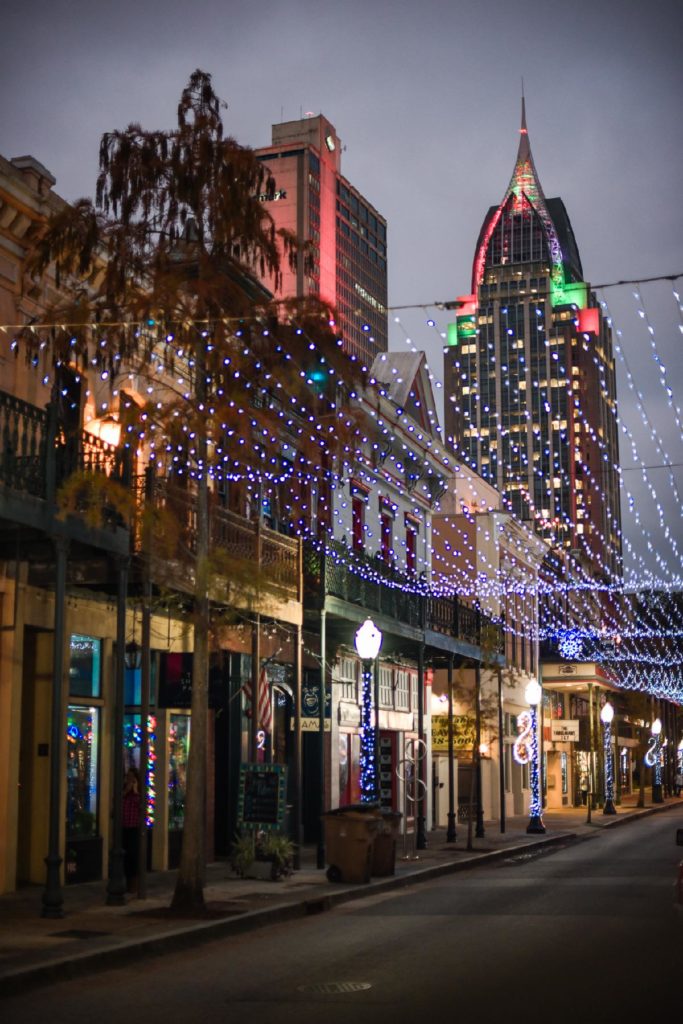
645,719,663,801
513,710,533,765
644,735,658,768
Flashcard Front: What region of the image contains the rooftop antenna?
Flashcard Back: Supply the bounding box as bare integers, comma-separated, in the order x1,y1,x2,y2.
521,77,527,133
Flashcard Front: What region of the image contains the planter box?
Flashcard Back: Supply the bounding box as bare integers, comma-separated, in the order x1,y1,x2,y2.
246,859,277,881
65,836,103,885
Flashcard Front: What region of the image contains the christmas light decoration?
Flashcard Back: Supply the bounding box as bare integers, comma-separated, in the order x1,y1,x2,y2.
355,618,382,803
512,710,532,765
524,680,545,834
600,702,616,815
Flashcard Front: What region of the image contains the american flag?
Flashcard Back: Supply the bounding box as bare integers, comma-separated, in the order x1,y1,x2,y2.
243,667,272,732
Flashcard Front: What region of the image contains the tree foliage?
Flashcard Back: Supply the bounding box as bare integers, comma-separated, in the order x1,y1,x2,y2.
24,70,353,913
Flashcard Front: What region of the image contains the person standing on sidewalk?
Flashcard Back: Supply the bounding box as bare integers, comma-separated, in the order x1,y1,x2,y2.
122,767,141,893
675,771,683,797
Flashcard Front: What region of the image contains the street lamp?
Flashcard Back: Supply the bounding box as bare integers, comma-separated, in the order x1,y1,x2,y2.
525,680,546,834
649,717,664,803
355,618,383,804
600,702,617,815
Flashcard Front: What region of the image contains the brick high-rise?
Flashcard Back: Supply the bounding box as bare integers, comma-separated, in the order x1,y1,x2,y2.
255,114,387,365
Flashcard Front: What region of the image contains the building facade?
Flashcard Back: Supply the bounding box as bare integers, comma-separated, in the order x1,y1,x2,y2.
443,101,622,583
255,114,388,365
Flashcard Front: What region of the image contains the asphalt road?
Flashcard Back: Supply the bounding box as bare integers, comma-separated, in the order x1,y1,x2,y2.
5,810,683,1024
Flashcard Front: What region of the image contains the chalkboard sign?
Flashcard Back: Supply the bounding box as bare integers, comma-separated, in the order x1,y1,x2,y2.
238,763,287,830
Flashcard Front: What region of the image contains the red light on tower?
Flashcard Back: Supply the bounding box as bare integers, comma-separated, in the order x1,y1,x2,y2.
577,308,600,336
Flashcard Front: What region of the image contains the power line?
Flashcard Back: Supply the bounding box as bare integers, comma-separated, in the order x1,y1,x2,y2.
387,272,683,312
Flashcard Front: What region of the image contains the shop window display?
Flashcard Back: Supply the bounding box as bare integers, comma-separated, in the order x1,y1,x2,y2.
123,713,158,826
66,706,99,838
168,715,190,830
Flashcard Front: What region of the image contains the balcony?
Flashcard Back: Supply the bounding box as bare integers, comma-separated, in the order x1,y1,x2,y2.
0,387,129,547
136,475,301,613
304,538,501,653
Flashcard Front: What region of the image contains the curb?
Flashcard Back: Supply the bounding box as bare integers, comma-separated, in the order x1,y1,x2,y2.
1,802,680,997
0,830,574,998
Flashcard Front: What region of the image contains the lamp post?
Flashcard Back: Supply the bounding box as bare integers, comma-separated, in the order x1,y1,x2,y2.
355,618,383,804
600,702,617,815
525,680,545,834
650,718,664,803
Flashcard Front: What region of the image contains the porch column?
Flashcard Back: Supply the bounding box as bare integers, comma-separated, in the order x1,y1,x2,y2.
293,623,303,870
106,555,128,905
446,654,456,842
497,665,506,833
475,662,485,838
317,608,326,868
41,535,68,919
416,643,427,849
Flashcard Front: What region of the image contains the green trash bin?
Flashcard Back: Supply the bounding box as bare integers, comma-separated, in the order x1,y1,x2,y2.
323,807,380,884
371,810,402,876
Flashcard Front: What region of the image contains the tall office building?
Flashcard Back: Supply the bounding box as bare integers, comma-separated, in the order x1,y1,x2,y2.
444,102,622,581
255,114,388,364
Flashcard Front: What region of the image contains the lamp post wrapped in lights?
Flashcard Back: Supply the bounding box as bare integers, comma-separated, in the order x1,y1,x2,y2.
600,702,617,815
355,618,382,804
650,718,664,803
525,680,545,834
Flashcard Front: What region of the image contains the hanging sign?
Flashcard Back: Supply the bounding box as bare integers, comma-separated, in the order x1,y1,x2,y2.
550,720,579,743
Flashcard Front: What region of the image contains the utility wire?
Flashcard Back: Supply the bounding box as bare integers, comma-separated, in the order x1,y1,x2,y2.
387,272,683,312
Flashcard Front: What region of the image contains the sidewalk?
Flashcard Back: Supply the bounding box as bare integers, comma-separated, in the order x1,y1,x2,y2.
2,793,681,996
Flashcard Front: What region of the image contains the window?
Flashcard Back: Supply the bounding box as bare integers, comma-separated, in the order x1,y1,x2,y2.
352,497,365,552
395,669,410,711
168,715,190,831
381,512,393,563
337,656,357,702
69,635,101,698
379,665,393,708
405,518,418,573
123,713,158,827
66,705,100,839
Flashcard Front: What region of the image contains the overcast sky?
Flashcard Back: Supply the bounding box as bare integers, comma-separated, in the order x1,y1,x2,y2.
2,0,682,586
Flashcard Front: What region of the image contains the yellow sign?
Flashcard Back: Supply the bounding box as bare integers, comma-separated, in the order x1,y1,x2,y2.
431,714,476,753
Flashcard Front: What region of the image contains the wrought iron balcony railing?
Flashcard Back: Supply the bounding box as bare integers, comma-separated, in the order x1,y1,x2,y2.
304,538,502,653
0,387,128,513
136,475,300,600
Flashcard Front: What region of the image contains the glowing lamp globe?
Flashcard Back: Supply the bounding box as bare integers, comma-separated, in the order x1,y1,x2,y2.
600,702,614,725
355,618,382,661
525,680,542,707
651,718,662,736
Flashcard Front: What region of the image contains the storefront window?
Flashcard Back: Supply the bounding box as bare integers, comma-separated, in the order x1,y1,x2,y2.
560,751,568,795
168,715,190,830
69,635,101,698
123,713,158,827
124,659,157,706
66,706,99,838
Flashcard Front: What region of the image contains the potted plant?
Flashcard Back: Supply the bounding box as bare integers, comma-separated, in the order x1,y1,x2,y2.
259,832,294,880
230,830,294,881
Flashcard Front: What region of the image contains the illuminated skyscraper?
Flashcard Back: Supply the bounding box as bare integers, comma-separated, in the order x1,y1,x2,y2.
444,102,622,580
255,115,387,364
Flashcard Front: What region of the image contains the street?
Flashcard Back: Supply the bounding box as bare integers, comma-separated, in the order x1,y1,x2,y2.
3,809,682,1023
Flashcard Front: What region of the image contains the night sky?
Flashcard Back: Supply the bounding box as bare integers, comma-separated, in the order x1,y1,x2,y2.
2,0,682,586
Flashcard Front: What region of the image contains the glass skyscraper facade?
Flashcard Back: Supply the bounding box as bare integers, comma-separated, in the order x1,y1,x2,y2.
444,103,622,581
